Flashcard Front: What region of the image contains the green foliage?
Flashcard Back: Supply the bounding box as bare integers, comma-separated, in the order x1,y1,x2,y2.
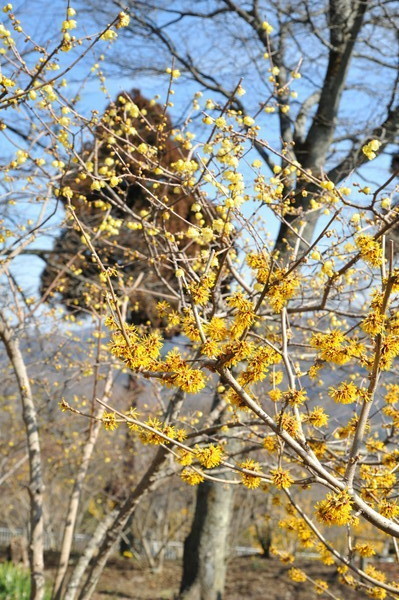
0,563,50,600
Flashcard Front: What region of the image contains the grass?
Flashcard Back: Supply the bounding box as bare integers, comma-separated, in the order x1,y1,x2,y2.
0,562,51,600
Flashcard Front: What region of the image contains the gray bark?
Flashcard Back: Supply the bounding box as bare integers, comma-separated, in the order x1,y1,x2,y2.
0,315,45,600
53,369,114,600
179,391,234,600
276,0,370,252
63,508,120,600
76,447,171,600
179,481,234,600
68,389,185,600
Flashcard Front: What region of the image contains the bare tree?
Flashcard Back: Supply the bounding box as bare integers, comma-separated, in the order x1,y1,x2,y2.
102,0,399,249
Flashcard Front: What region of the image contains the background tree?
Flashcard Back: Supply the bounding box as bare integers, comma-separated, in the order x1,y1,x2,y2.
99,0,399,249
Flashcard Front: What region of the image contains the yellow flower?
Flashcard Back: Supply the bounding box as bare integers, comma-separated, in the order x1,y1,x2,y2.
201,340,220,357
304,406,329,428
355,234,383,267
239,458,262,488
266,269,300,312
268,388,282,403
134,417,176,445
329,381,360,405
101,29,117,41
362,310,386,336
156,301,169,317
181,468,204,486
188,272,215,305
270,546,294,563
364,565,386,584
283,388,307,406
102,411,118,431
354,543,376,558
288,568,307,583
261,20,274,34
177,449,194,466
116,12,130,28
314,579,329,595
218,339,253,367
277,413,299,437
315,490,353,526
362,139,381,160
385,384,399,404
173,366,206,394
263,436,277,452
204,316,228,341
270,467,293,489
243,115,255,126
316,543,335,565
195,444,224,469
378,499,399,519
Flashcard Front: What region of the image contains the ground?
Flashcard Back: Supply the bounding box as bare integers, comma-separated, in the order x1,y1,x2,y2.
90,555,396,599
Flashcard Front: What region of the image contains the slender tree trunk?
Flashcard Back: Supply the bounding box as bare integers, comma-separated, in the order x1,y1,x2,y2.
63,508,120,600
76,447,170,600
179,392,234,600
66,389,185,600
0,315,45,600
179,480,234,600
119,372,139,557
52,368,115,600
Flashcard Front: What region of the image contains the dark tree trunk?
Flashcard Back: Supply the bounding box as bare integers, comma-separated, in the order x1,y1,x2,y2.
179,480,234,600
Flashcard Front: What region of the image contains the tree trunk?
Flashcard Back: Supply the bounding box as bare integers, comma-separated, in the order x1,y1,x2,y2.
0,315,45,600
52,369,114,600
179,480,234,600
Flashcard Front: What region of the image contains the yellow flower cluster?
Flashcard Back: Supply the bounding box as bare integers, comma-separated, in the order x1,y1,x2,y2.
316,543,335,565
239,458,262,488
227,293,256,337
304,406,329,428
329,381,364,405
378,499,399,519
360,465,396,501
130,416,185,446
263,435,278,452
106,318,206,394
277,413,299,437
240,345,282,384
102,411,118,431
204,316,229,341
194,444,224,468
279,515,314,548
247,251,270,283
315,490,353,526
287,568,307,583
379,334,399,371
188,272,216,306
310,330,364,365
354,543,376,557
362,139,381,160
270,546,295,563
313,579,329,595
355,235,383,267
270,467,293,489
384,384,399,404
266,269,300,312
282,388,307,406
181,468,205,486
218,339,254,368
